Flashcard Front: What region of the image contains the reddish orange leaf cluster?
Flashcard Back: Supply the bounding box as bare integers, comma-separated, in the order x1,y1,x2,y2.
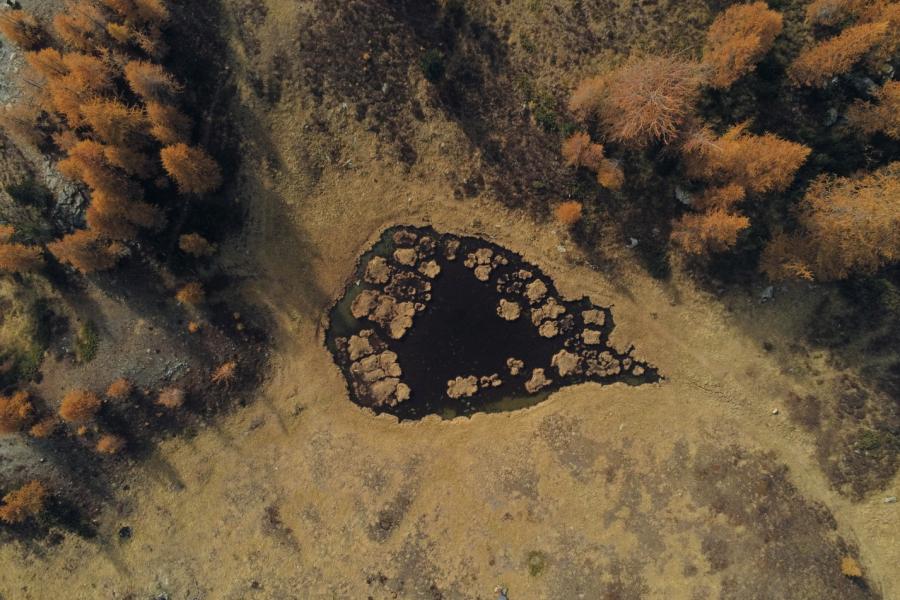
703,2,783,89
0,391,33,434
762,162,900,281
788,21,888,86
0,480,47,524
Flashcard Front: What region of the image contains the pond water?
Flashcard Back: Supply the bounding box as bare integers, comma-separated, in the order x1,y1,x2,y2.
327,226,658,420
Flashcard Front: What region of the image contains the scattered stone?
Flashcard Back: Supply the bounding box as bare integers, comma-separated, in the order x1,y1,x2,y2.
582,309,605,327
538,320,559,338
525,368,552,393
582,329,602,345
497,299,521,321
525,280,548,304
516,269,532,280
632,365,645,376
883,496,897,504
675,186,693,206
626,237,639,248
118,526,132,540
772,408,779,415
840,556,862,578
417,260,441,278
506,358,524,376
447,375,479,399
347,330,375,360
365,256,392,284
551,350,581,377
760,286,775,302
393,248,418,266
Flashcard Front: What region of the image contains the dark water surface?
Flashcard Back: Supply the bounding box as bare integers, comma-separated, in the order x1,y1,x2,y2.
327,226,658,419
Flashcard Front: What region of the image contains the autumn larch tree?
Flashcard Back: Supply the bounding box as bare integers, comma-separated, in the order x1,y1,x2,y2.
0,240,44,273
179,233,216,257
761,162,900,281
80,98,149,147
161,144,222,194
0,9,45,50
0,391,33,434
124,60,180,101
570,56,702,147
211,360,237,384
561,132,604,170
96,433,126,454
554,201,583,226
59,389,102,423
105,377,133,400
29,417,58,439
53,1,109,52
683,122,811,194
805,0,863,26
671,209,751,255
0,480,47,524
175,281,205,305
703,2,783,89
156,386,184,409
847,80,900,140
48,229,120,273
788,21,888,87
146,101,192,145
25,48,68,79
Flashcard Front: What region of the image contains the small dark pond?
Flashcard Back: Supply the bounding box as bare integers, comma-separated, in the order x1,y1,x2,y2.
326,226,658,420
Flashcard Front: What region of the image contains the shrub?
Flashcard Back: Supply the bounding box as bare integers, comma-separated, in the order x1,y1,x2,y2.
175,282,205,306
0,10,45,50
847,80,900,140
0,242,44,273
596,159,624,190
160,144,222,195
788,21,888,87
156,386,184,408
761,162,900,281
561,132,604,170
0,480,47,524
178,233,216,257
211,360,237,384
106,377,132,400
683,123,810,193
59,389,102,423
567,75,606,122
554,201,583,226
0,391,33,434
703,2,783,89
96,433,126,454
671,209,750,254
48,229,120,273
29,417,58,438
582,57,702,147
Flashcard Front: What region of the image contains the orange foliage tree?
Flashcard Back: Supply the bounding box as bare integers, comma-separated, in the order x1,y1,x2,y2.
0,391,33,434
59,389,102,423
211,360,237,384
554,201,583,226
160,144,222,194
805,0,864,26
703,2,783,89
561,132,604,170
105,377,133,399
0,9,45,50
80,98,148,147
175,281,205,305
29,417,58,439
847,80,900,140
671,209,751,255
0,480,47,524
124,60,180,101
96,433,126,454
178,233,216,257
683,123,810,193
788,21,888,87
156,386,184,408
570,56,702,147
0,241,44,273
25,48,68,79
146,101,191,145
48,229,120,273
761,162,900,281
